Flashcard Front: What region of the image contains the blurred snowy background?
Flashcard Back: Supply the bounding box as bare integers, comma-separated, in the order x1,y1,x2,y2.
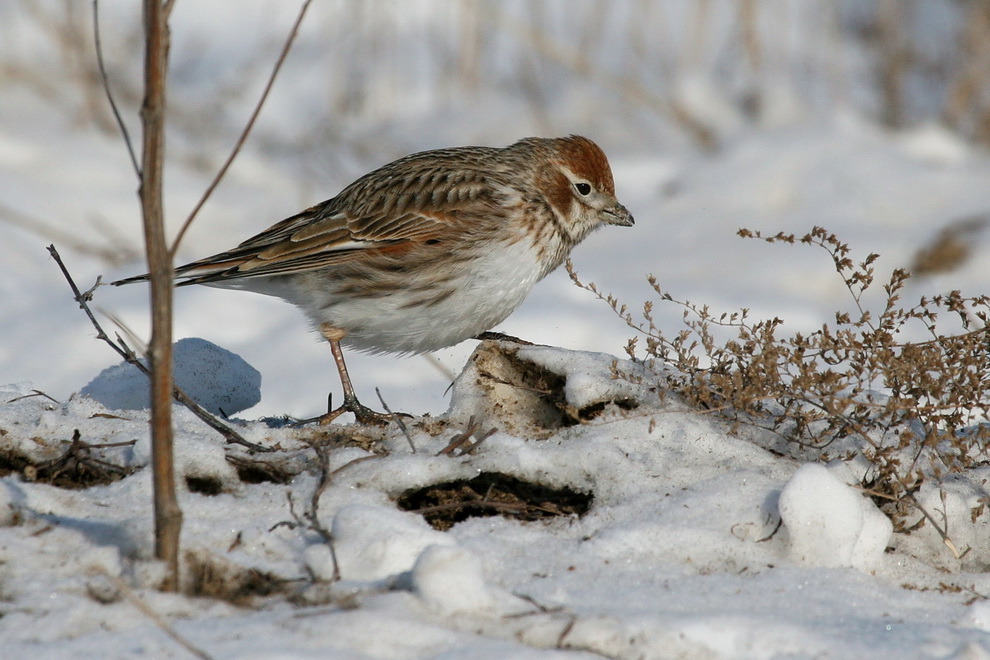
2,0,990,419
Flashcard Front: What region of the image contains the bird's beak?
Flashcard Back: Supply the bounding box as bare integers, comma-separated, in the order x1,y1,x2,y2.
603,203,634,227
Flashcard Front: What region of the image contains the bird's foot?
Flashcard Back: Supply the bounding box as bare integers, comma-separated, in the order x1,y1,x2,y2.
300,394,410,427
473,331,534,345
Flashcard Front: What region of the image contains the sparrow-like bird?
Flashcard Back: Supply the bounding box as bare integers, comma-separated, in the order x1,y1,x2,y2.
114,136,633,424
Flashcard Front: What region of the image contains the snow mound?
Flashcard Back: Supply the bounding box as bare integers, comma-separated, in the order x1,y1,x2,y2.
411,544,493,615
331,505,455,581
448,340,651,437
778,463,892,571
80,337,261,416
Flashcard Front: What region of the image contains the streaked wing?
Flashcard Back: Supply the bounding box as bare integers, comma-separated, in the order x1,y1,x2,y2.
175,149,508,285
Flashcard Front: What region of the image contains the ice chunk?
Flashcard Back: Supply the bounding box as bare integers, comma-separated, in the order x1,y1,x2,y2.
80,337,261,416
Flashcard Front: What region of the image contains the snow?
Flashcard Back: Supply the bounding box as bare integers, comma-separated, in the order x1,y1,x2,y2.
81,337,262,416
3,0,990,657
331,505,455,582
4,343,990,658
778,462,892,571
410,544,495,615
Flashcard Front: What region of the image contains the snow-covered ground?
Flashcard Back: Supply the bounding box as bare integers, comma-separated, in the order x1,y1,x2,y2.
3,342,990,658
3,1,990,657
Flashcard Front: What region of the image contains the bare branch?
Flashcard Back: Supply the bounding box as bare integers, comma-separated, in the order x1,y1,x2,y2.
91,0,140,179
0,200,140,266
169,0,314,257
47,244,270,453
100,571,214,659
376,387,415,453
140,0,182,593
304,442,341,582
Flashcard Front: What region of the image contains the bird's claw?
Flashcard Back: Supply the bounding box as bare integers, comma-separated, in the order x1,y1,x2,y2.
473,331,534,345
316,394,409,426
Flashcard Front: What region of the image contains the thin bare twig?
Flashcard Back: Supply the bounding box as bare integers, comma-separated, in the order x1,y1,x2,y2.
91,0,140,179
169,0,314,257
406,498,539,517
324,454,379,483
27,430,138,484
436,417,496,456
284,441,342,582
100,572,214,660
907,492,968,560
6,389,60,405
47,244,271,453
0,200,140,266
437,418,480,456
421,353,456,382
376,387,415,453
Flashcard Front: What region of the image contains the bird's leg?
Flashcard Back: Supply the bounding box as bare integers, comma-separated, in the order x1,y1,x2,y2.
316,324,395,426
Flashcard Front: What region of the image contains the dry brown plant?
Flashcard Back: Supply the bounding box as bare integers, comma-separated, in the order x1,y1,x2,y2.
570,226,990,534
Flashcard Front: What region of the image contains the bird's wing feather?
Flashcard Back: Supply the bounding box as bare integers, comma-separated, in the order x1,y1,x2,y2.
173,158,509,285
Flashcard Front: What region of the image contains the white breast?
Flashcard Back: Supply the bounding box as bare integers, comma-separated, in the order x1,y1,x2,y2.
236,229,551,355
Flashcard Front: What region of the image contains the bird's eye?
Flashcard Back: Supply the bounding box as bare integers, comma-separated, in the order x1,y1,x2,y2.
574,182,592,196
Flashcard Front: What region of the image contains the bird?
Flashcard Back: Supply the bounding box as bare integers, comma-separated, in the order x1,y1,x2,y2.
113,135,634,424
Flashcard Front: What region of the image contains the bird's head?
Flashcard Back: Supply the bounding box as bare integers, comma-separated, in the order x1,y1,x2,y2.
532,135,634,243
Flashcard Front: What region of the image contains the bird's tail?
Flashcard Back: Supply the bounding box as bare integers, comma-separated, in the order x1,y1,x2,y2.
110,273,151,286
